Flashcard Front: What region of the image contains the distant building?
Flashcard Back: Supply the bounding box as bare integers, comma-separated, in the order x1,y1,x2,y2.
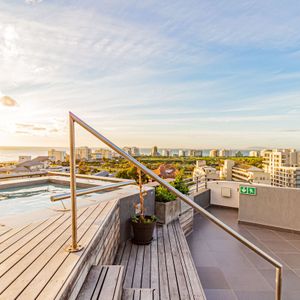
18,156,31,163
161,149,170,157
93,149,112,159
209,149,218,157
178,150,186,157
262,149,300,187
151,146,159,157
153,164,178,179
221,159,270,185
75,147,91,160
131,147,140,156
249,150,259,157
188,150,202,157
193,160,219,181
272,166,300,188
48,149,66,162
16,156,50,172
122,147,132,155
219,149,229,157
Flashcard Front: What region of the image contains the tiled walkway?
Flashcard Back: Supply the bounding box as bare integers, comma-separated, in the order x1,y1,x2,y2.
187,206,300,300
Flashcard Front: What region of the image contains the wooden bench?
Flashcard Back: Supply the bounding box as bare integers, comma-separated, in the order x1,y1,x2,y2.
115,220,206,300
122,288,154,300
77,265,124,300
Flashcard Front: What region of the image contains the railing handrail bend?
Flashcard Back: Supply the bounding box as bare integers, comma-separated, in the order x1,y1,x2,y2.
68,112,282,300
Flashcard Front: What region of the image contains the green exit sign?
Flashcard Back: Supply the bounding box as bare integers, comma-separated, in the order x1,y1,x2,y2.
240,186,257,195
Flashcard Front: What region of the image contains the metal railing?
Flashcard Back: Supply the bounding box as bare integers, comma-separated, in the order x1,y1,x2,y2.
67,112,282,300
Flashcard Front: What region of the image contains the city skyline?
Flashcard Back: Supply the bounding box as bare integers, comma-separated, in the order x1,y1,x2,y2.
1,1,300,148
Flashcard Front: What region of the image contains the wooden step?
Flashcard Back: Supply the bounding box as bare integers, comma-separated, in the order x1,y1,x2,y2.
122,288,154,300
77,265,124,300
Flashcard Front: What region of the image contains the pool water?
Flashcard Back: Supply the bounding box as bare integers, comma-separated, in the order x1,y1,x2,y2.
0,184,91,218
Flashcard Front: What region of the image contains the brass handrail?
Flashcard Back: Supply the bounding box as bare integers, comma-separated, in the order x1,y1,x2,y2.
67,112,282,300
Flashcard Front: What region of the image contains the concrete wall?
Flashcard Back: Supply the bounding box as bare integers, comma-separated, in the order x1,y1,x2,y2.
239,185,300,232
208,181,240,208
119,186,155,242
192,188,210,208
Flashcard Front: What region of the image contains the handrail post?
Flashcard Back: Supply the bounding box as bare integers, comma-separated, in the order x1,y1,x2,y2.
276,267,282,300
66,113,82,252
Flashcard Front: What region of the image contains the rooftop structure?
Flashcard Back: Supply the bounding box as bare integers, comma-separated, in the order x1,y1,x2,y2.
209,149,218,157
48,149,66,162
262,149,300,188
221,159,270,184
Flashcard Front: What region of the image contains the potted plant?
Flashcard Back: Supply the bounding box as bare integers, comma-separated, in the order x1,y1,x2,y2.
155,173,189,224
131,168,157,245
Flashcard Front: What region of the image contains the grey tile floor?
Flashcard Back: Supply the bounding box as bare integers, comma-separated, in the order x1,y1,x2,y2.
187,206,300,300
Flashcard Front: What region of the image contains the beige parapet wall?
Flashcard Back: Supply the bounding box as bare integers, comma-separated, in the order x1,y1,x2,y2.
238,185,300,232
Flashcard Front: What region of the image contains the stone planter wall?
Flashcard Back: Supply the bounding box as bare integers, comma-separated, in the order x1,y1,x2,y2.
155,199,180,224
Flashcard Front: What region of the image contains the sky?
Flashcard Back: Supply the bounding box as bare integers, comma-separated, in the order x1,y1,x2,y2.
0,0,300,149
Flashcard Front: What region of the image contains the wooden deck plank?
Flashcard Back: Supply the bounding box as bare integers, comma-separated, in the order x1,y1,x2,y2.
124,243,137,288
163,225,180,300
0,225,31,244
0,227,12,238
150,226,159,300
91,266,107,300
0,221,48,253
168,222,191,300
157,226,169,300
0,213,70,277
114,242,126,265
0,206,93,298
141,244,151,288
117,221,205,300
173,221,206,299
76,266,102,299
132,245,144,288
17,202,109,300
0,213,65,267
36,200,116,300
97,265,123,300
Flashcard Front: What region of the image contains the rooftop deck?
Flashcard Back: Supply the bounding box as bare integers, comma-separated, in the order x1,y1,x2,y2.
0,198,119,299
114,221,206,300
188,206,300,300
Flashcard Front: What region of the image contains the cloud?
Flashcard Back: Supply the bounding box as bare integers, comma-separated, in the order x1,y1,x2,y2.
25,0,43,4
0,96,18,107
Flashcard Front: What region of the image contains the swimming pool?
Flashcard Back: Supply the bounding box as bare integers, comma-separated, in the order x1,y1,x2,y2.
0,183,92,218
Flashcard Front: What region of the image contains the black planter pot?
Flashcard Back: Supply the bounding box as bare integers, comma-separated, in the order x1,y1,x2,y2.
131,216,156,245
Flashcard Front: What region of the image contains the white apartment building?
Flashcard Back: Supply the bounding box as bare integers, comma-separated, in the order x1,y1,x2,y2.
75,146,91,160
209,149,218,157
93,149,112,159
249,150,259,157
272,167,300,188
188,150,202,157
193,160,219,182
130,147,140,156
161,149,170,157
221,159,270,185
48,149,66,162
262,149,300,188
219,149,229,157
179,150,186,157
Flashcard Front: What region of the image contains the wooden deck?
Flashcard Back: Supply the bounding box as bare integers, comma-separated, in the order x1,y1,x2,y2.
114,221,206,300
0,198,119,300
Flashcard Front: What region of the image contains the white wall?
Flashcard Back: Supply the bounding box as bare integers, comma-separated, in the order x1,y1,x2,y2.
207,181,240,208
